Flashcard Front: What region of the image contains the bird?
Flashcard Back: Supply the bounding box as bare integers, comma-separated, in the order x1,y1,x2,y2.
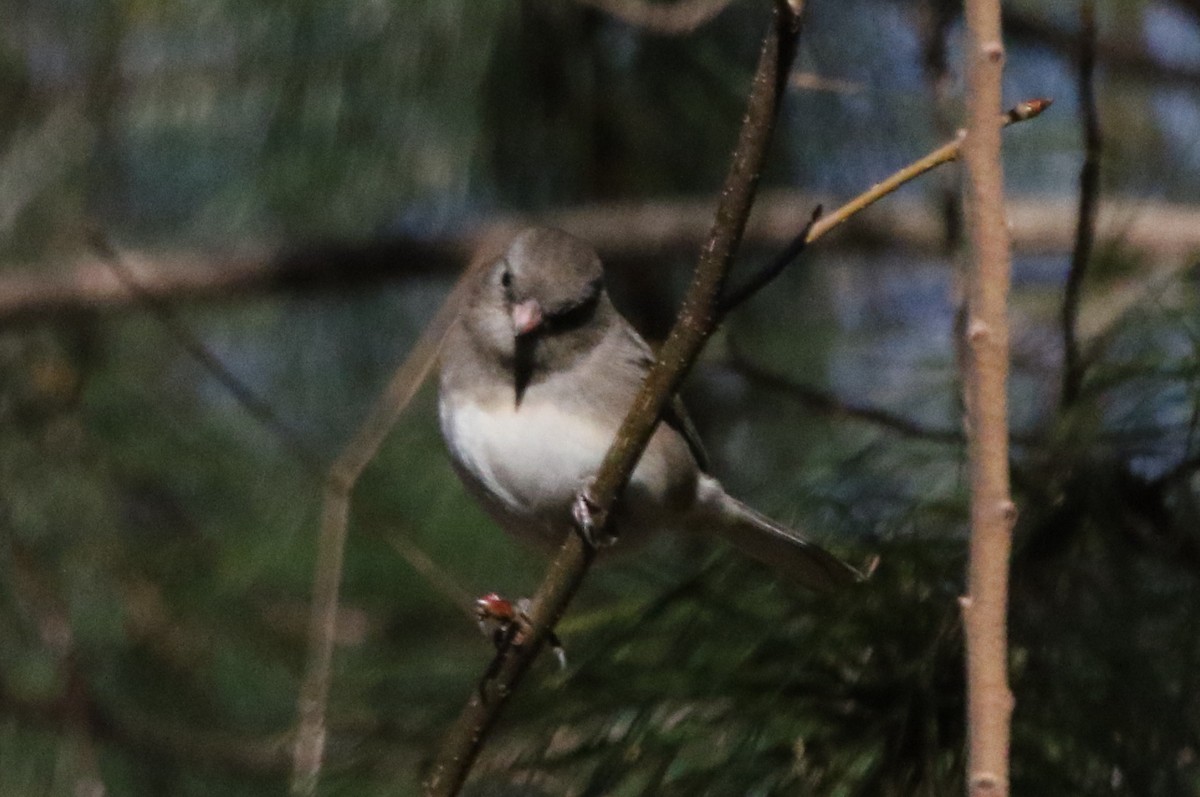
437,227,860,592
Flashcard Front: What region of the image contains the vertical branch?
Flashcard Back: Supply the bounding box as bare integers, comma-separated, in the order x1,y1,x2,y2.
1061,0,1101,409
960,0,1016,795
918,0,964,253
422,4,805,796
917,0,969,450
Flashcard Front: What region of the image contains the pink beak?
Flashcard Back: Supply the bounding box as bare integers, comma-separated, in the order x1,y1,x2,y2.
511,299,543,336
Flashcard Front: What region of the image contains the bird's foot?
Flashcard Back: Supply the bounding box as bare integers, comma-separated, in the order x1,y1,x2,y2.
474,593,567,681
572,488,616,549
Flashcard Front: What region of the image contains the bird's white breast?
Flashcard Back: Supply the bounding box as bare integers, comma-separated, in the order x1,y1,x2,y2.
439,394,630,517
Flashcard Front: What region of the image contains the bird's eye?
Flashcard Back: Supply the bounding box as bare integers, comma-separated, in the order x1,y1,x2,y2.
500,270,513,289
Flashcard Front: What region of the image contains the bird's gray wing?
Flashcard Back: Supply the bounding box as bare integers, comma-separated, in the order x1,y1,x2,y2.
665,394,710,473
615,322,711,472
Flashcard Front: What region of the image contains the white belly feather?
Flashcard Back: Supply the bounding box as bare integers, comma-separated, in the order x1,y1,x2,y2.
440,395,670,518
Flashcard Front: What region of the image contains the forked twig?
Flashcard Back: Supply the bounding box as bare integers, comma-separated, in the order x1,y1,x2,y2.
717,97,1049,321
289,233,507,796
806,98,1050,246
717,205,821,317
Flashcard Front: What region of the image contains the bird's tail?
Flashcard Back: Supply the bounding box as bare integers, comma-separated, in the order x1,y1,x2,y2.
697,476,862,592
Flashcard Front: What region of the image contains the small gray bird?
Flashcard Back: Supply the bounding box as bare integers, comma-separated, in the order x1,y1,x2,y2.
438,227,859,591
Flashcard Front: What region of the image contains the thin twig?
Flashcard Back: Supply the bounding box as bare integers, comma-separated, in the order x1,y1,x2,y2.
1061,0,1101,409
917,0,970,468
708,99,1050,326
383,531,476,620
724,349,964,443
716,205,821,316
422,5,805,795
806,98,1051,246
89,232,325,475
730,350,1051,447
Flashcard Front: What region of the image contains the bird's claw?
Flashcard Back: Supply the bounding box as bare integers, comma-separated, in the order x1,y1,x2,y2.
572,488,615,548
475,593,568,689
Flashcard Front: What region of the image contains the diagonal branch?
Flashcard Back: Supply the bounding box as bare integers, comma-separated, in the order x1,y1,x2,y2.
806,98,1050,245
716,205,821,317
421,4,806,795
89,232,325,475
713,98,1049,321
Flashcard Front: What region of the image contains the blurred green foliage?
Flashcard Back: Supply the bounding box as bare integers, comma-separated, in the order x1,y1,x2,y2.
1,0,1200,795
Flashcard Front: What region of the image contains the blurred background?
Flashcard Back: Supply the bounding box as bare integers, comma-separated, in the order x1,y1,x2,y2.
2,0,1199,794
